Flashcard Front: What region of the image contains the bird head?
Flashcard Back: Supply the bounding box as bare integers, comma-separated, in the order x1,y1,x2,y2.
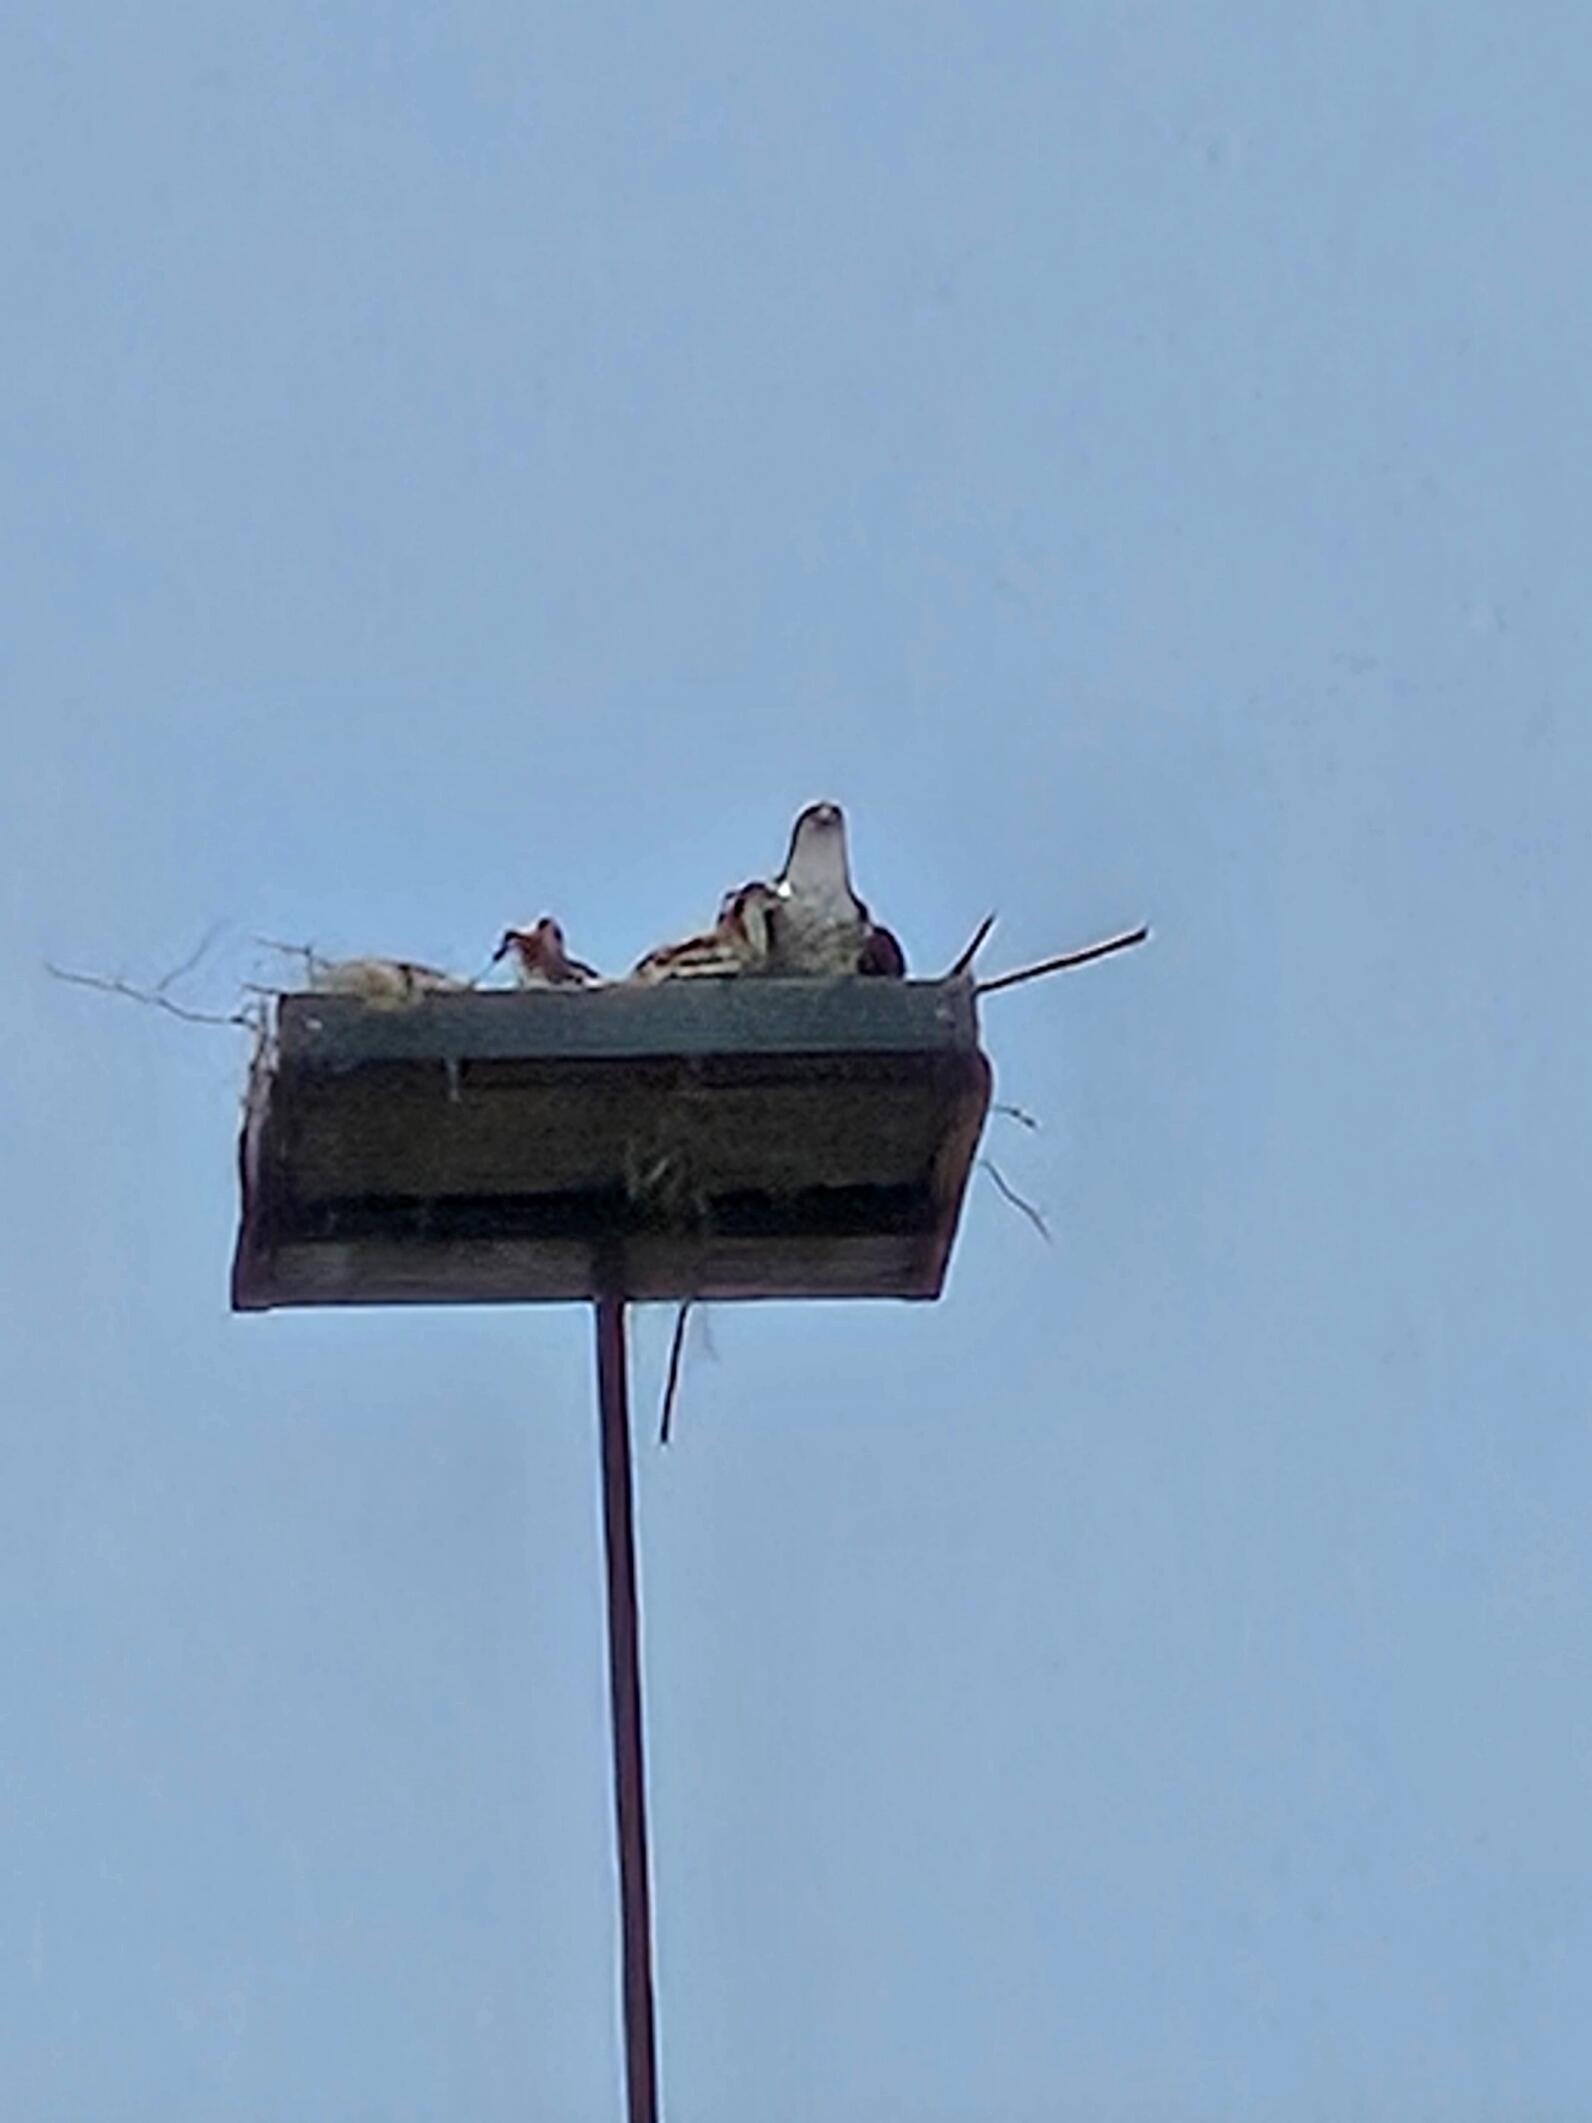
779,800,853,898
725,880,780,960
493,919,563,973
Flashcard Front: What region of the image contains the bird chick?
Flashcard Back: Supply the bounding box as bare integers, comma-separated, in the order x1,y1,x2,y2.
717,880,781,970
492,918,602,987
308,958,470,1005
630,881,779,983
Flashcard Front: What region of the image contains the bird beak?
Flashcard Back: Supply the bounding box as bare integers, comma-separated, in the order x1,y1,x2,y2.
782,800,844,869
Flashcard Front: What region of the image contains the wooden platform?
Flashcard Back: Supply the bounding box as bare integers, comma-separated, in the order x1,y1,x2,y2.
232,980,992,1309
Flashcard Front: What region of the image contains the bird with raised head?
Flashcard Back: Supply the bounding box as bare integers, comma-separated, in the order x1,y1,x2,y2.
492,918,602,987
771,800,906,976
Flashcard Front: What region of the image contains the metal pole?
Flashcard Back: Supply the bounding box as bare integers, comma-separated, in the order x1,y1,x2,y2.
594,1297,661,2123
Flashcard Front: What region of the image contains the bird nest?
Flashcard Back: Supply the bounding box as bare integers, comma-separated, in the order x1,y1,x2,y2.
232,979,992,1309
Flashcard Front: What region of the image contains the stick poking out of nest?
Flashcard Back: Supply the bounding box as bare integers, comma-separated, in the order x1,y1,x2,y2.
976,923,1149,996
659,1302,692,1446
45,961,256,1029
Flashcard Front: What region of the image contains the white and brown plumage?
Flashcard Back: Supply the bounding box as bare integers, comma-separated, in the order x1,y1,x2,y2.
718,880,781,968
630,881,780,983
307,957,469,1004
857,921,907,977
492,918,602,988
771,800,906,977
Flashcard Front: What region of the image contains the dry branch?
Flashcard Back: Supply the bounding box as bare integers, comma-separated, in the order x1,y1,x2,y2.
993,1102,1041,1131
942,912,998,982
976,923,1150,997
979,1156,1051,1244
45,961,255,1030
658,1301,692,1446
153,921,228,997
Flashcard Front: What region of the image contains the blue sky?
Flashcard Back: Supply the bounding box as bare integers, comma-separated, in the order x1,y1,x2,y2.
3,5,1589,2118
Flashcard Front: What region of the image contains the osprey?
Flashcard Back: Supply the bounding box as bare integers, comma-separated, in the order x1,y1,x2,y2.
492,918,602,987
718,880,780,969
630,881,780,982
857,922,907,977
307,958,469,1004
772,800,906,977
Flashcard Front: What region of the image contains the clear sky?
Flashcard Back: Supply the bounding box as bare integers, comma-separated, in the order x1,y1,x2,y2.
3,5,1589,2119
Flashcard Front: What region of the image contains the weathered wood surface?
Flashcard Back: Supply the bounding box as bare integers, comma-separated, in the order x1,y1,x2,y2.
275,977,980,1064
233,981,991,1309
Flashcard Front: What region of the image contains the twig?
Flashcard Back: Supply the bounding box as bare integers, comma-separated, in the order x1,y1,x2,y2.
153,921,228,997
45,962,253,1029
943,912,997,982
975,923,1150,997
252,935,319,962
979,1157,1051,1244
659,1301,692,1447
993,1102,1041,1131
250,938,326,992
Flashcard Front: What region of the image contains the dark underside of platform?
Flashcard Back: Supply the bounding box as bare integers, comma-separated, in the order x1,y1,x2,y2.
232,980,992,1309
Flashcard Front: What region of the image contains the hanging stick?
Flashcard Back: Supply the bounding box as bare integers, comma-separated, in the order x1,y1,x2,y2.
658,1301,692,1447
975,923,1149,997
979,1157,1052,1243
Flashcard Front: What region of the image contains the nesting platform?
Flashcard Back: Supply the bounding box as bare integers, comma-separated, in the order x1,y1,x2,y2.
232,980,992,1310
